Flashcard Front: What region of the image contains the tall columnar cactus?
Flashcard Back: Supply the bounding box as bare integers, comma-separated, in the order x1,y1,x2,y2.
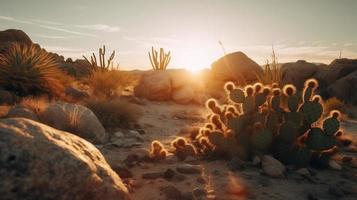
148,46,171,70
193,78,341,167
83,45,117,72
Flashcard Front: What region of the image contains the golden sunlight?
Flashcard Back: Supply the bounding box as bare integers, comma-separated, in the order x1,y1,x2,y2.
171,35,222,72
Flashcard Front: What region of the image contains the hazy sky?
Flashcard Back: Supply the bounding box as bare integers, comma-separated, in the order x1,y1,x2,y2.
0,0,356,70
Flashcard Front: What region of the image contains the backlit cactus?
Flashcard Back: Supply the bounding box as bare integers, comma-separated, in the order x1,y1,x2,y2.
195,78,341,167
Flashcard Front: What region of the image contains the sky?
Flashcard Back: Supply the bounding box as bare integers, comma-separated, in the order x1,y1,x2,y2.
0,0,356,70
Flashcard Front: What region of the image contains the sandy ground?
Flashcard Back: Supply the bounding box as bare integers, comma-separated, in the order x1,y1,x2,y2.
99,100,357,200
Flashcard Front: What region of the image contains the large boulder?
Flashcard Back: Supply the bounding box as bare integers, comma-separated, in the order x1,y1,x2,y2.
327,70,357,104
0,118,129,200
172,85,195,104
134,71,172,101
281,60,328,89
211,52,264,83
0,29,32,45
325,58,357,83
40,102,108,144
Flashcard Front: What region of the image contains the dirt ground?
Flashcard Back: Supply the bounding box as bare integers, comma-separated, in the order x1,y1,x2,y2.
99,100,357,200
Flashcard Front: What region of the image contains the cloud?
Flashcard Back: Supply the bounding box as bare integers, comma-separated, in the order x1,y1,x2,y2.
0,16,120,37
74,24,120,32
0,16,32,24
38,24,97,37
35,34,82,40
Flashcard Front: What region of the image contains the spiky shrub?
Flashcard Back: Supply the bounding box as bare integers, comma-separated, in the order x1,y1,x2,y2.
0,43,70,98
194,79,341,167
85,70,133,98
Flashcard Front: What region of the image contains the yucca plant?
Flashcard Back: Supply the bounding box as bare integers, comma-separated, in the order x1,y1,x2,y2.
148,46,171,70
0,43,69,98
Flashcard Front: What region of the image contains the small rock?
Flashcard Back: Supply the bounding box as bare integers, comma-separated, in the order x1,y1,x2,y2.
163,168,176,180
328,185,344,197
136,129,145,135
193,188,207,198
176,164,202,174
252,156,261,166
258,176,271,187
227,157,246,171
159,185,183,200
142,172,163,179
296,168,310,176
328,160,342,171
261,155,286,178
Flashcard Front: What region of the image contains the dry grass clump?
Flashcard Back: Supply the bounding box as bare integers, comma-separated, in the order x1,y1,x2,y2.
324,97,345,113
84,98,141,130
84,70,134,98
0,43,71,98
18,96,50,116
259,46,282,85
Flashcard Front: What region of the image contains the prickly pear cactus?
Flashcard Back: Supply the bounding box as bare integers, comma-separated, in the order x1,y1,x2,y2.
184,78,342,168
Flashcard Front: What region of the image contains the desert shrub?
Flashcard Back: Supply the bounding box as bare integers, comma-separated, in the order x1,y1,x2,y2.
18,96,49,116
0,43,71,98
85,70,133,98
324,97,344,113
84,98,141,130
0,105,10,118
258,46,282,85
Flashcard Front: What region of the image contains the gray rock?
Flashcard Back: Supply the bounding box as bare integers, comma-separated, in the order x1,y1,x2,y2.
40,102,108,144
0,118,129,200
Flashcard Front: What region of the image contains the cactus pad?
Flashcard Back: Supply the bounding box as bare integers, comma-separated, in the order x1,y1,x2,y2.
251,129,273,152
278,121,299,143
300,101,323,124
305,128,336,151
323,117,340,136
229,88,245,103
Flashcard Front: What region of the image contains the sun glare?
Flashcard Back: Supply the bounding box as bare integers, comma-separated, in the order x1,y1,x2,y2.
170,34,222,72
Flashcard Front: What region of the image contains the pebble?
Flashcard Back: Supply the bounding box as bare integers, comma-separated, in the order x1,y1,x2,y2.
261,155,286,178
163,168,176,180
176,164,202,174
295,168,310,176
328,160,342,171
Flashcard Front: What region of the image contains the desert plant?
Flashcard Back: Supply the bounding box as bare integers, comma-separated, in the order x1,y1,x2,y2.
84,98,141,130
258,46,282,85
18,96,49,116
83,45,119,72
0,43,70,98
171,137,197,160
148,46,171,70
84,70,133,98
149,140,168,161
324,97,344,113
190,79,342,167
